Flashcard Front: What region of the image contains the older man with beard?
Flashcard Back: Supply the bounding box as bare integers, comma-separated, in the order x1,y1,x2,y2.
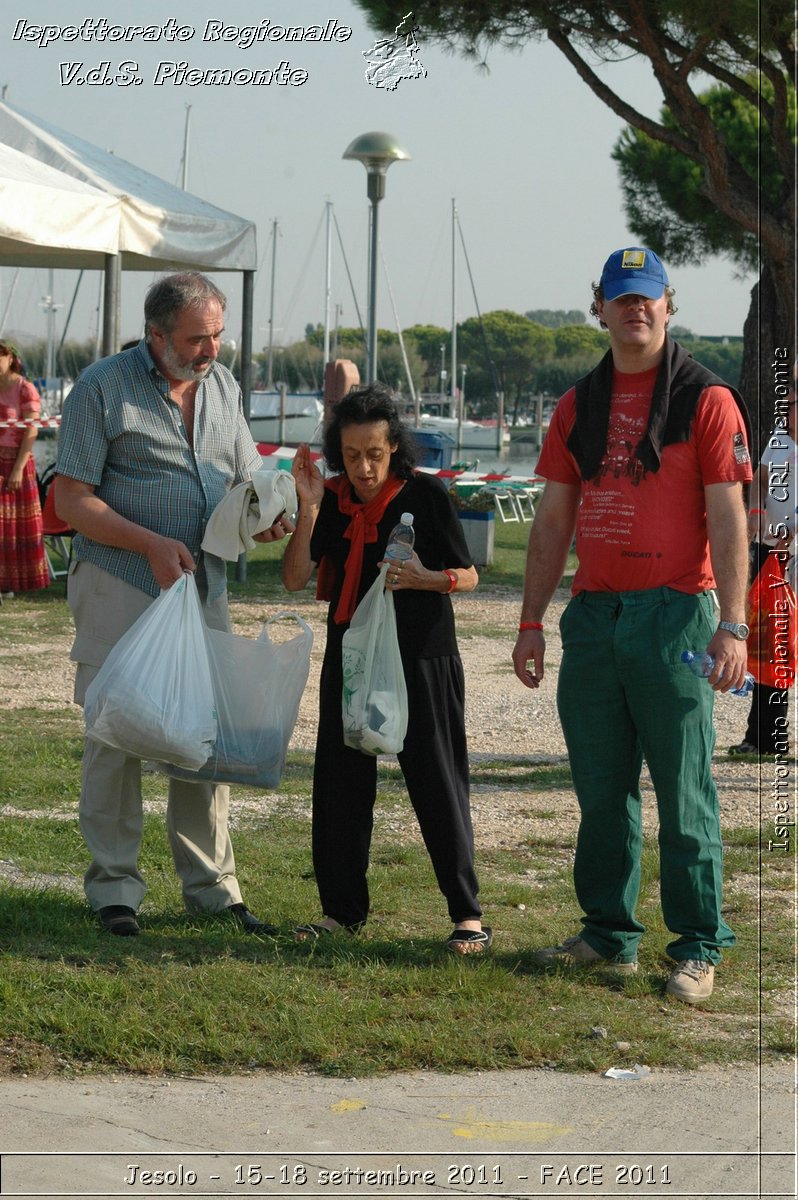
55,272,293,937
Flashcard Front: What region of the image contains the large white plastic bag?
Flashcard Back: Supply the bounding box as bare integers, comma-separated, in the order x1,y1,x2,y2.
83,572,216,770
164,613,313,787
341,563,408,755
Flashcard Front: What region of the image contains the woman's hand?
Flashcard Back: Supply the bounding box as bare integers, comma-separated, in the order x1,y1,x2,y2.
291,443,325,508
5,464,24,491
379,551,424,591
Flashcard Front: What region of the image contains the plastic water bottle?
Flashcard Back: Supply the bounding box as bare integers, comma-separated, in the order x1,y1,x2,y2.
681,650,755,697
385,512,415,561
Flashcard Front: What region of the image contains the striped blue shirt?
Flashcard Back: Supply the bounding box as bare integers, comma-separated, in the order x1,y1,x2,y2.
57,340,262,599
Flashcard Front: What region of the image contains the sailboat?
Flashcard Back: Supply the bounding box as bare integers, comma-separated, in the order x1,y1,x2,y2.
247,208,335,448
407,200,508,453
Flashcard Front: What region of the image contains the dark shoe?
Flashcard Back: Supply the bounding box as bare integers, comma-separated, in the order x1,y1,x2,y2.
728,740,760,756
98,905,139,937
447,926,493,955
226,903,277,935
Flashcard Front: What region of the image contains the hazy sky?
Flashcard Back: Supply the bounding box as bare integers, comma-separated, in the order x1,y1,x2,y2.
1,0,756,357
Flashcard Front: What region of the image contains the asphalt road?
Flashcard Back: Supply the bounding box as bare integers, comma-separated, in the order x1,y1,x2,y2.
1,1061,794,1199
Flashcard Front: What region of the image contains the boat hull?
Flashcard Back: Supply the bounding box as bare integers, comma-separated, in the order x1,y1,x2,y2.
248,391,324,446
413,415,508,450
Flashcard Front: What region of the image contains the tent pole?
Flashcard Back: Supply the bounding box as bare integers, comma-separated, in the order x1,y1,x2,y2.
102,254,120,357
240,269,254,423
235,268,256,584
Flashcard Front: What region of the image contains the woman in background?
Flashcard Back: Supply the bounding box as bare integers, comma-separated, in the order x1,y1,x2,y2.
0,340,48,595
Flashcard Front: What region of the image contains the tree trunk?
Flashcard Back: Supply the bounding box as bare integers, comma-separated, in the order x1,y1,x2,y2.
739,258,795,466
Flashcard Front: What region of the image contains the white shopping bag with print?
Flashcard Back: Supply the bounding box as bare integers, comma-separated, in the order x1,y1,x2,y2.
341,563,408,755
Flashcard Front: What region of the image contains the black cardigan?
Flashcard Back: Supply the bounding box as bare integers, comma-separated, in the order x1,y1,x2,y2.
566,336,751,482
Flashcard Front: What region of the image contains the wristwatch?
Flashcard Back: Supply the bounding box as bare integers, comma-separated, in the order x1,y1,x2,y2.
717,620,750,640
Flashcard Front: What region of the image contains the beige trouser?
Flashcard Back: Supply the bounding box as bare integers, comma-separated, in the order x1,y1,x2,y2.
68,560,242,914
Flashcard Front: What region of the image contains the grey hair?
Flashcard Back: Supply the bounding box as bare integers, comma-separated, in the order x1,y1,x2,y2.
144,272,227,338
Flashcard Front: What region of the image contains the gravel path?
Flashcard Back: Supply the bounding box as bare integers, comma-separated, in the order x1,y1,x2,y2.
1,587,764,855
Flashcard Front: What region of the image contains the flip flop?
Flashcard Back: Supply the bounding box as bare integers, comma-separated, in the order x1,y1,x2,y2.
294,922,334,941
294,921,359,941
447,926,493,954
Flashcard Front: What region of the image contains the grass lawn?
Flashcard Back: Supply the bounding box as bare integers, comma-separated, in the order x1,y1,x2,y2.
0,521,791,1078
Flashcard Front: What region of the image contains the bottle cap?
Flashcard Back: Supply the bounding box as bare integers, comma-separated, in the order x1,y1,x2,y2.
400,512,414,525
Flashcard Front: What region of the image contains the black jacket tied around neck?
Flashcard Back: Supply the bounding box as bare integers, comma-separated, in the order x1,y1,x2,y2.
566,337,751,483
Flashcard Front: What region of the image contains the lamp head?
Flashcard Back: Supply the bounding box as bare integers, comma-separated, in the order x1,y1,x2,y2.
343,131,411,200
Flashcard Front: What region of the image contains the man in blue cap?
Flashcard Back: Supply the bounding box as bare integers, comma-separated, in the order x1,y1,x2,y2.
512,247,752,1003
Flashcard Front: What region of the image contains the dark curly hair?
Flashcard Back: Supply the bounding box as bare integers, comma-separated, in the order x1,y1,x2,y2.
322,382,417,479
589,282,678,327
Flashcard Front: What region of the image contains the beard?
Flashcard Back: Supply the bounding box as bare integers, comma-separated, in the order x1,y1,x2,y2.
159,336,214,383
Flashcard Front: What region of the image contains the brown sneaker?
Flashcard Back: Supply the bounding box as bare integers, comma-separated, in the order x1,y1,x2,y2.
534,934,638,973
666,959,715,1003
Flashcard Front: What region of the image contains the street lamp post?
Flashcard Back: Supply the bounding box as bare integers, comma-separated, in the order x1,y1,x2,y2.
343,132,411,383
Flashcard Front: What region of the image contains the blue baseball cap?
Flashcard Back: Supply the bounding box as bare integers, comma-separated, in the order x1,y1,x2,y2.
599,247,669,301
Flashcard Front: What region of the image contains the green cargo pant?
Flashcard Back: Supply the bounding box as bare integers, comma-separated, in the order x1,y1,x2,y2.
556,586,735,965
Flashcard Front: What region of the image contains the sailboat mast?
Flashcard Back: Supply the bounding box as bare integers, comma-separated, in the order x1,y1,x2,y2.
452,198,460,446
266,218,278,389
181,105,191,190
323,201,333,364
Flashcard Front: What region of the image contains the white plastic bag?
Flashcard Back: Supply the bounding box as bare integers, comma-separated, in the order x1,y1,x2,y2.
83,572,216,770
164,613,313,787
342,563,408,755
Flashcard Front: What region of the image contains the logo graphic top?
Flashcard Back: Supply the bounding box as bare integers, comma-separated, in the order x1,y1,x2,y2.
363,11,426,91
621,250,647,270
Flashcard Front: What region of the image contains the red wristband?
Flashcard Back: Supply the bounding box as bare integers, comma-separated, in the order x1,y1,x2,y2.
518,621,544,632
443,569,457,593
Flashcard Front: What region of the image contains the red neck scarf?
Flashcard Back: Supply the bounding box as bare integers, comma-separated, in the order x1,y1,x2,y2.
317,474,404,624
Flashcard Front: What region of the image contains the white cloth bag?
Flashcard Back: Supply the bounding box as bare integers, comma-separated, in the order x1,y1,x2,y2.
341,563,408,755
200,469,297,560
83,572,217,770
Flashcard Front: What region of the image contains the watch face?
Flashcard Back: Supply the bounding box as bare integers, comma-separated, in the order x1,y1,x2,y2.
721,621,749,640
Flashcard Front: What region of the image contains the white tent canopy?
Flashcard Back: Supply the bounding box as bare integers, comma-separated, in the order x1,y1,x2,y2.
0,142,121,267
0,100,256,272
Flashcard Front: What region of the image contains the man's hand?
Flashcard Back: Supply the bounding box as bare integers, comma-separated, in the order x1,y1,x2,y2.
146,536,196,590
253,513,296,543
704,628,749,693
512,628,545,689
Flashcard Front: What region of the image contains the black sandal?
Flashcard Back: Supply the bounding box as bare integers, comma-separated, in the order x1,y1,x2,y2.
294,922,333,941
446,926,493,954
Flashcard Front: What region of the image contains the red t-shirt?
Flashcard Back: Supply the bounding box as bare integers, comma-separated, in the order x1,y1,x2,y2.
537,366,752,594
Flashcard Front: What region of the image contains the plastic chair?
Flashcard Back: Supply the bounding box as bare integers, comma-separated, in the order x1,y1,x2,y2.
41,480,74,582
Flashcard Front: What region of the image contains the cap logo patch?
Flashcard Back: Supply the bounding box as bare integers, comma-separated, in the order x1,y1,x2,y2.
622,250,646,269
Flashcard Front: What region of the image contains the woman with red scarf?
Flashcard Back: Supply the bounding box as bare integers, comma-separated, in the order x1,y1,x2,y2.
0,340,48,595
283,384,490,952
